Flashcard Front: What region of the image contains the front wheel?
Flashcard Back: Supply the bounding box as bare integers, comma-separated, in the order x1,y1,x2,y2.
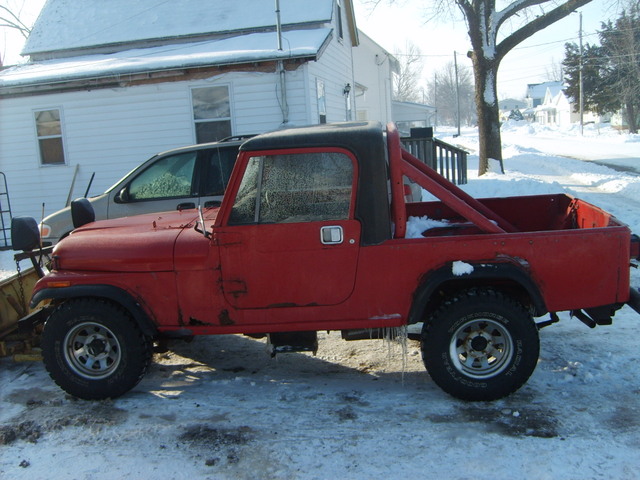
421,289,539,401
41,298,152,400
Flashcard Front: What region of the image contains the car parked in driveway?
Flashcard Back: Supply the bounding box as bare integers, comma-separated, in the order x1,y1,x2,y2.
39,136,250,244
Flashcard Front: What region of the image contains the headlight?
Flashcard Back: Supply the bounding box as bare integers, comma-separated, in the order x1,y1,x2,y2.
40,223,52,238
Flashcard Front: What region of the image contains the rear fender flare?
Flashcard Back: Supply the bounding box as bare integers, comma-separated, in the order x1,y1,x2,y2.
31,285,158,337
408,261,547,325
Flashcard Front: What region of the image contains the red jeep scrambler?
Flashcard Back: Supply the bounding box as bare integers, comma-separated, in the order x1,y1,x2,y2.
14,122,640,401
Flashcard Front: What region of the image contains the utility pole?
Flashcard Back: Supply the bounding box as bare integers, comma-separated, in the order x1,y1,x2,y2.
433,72,438,130
579,11,584,135
454,51,461,137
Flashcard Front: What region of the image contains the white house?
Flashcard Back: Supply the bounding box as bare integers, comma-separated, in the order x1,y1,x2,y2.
0,0,396,221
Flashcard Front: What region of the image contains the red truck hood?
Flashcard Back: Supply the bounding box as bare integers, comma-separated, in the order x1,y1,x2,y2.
52,210,211,272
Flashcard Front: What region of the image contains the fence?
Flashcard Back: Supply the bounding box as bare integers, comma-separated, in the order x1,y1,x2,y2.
400,130,468,185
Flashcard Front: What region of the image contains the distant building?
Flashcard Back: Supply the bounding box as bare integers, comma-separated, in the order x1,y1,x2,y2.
499,98,527,122
392,101,437,137
526,81,563,108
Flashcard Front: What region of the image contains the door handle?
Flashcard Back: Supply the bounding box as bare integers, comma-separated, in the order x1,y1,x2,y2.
204,200,222,208
320,226,343,245
177,202,196,211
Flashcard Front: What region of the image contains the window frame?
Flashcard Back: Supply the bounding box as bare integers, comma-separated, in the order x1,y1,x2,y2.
316,79,327,124
336,0,344,42
33,107,67,167
190,85,233,144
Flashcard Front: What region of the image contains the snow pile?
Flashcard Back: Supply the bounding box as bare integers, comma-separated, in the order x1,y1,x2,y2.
452,261,474,276
405,215,449,238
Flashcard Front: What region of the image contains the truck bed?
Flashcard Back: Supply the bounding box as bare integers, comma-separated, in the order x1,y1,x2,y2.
406,193,623,235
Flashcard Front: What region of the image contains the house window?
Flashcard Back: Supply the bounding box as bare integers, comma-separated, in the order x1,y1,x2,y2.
336,0,344,40
317,79,327,124
34,109,65,165
191,86,232,143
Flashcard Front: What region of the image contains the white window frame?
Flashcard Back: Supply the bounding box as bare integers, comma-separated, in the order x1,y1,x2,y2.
33,107,67,167
190,85,233,143
316,79,327,124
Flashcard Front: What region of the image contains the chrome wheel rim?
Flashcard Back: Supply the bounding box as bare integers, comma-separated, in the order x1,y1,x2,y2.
64,322,121,379
449,318,514,378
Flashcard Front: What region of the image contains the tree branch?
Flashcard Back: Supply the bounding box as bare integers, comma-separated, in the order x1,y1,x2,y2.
496,0,593,62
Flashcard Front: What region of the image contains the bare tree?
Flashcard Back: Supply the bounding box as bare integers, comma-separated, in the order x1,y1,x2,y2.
0,2,33,66
393,41,425,102
0,5,30,37
425,61,476,126
544,58,564,82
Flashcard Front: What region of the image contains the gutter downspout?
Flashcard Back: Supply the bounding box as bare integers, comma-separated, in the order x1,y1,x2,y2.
275,0,289,124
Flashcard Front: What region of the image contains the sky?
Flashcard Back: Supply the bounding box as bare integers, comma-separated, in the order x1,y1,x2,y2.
352,0,620,99
0,0,625,99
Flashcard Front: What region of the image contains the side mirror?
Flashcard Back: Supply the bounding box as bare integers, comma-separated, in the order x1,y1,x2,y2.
114,186,130,203
11,216,40,251
71,198,95,228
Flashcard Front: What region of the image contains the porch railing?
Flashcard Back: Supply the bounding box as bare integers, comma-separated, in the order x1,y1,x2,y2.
400,129,468,185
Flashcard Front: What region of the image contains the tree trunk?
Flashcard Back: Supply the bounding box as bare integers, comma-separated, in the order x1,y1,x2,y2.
471,54,503,175
625,102,638,134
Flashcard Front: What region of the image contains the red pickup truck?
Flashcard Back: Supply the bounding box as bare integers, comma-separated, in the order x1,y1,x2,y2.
15,122,640,401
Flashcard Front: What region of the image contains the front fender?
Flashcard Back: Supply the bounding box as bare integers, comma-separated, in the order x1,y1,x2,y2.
408,261,548,325
30,284,158,337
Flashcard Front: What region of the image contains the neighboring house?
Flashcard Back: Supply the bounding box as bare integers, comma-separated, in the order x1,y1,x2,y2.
534,87,573,126
534,84,604,127
350,31,398,124
498,98,526,122
0,0,396,220
391,101,437,137
525,81,563,109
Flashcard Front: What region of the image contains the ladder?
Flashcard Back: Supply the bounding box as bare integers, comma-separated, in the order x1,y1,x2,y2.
0,172,13,250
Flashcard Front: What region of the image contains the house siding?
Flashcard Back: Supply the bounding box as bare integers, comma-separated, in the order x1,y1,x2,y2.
0,67,312,219
0,1,393,222
306,4,355,124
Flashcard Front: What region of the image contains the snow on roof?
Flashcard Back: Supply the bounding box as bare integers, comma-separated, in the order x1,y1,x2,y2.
527,81,563,100
24,0,334,55
1,29,331,89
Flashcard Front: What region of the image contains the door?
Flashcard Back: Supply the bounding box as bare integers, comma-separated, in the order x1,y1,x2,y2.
218,150,360,310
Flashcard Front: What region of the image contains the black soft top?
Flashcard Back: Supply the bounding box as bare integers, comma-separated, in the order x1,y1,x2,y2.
240,122,392,246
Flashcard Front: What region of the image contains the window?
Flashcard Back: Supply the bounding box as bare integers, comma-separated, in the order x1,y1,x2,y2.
316,79,327,124
192,86,232,143
128,152,197,201
336,0,344,40
229,152,353,225
34,109,65,165
201,147,237,196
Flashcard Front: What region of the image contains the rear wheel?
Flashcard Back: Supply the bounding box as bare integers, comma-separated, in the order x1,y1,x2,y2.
41,298,152,400
421,289,539,401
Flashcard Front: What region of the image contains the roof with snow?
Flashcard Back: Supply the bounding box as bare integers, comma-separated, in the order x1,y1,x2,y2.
526,81,563,101
1,0,360,93
0,29,332,90
23,0,337,57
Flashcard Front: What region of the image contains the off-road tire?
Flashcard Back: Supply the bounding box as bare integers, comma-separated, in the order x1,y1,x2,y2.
421,288,539,401
41,298,152,400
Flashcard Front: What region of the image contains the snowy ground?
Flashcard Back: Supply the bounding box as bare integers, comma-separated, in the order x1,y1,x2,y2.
1,122,639,479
